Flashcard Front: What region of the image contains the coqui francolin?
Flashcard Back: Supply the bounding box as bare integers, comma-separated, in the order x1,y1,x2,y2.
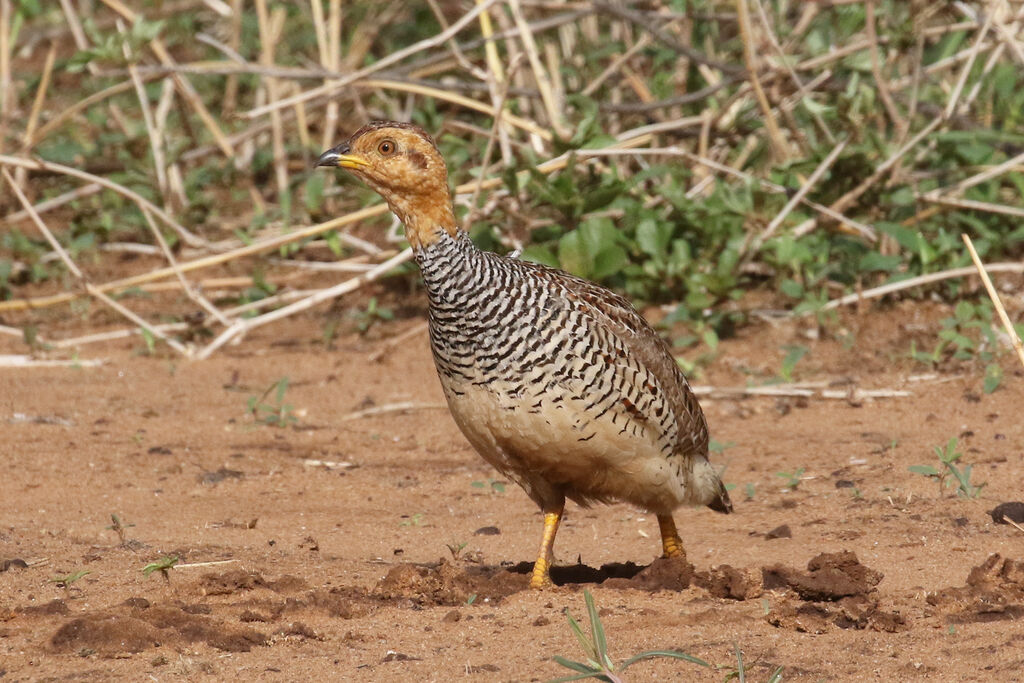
318,121,732,589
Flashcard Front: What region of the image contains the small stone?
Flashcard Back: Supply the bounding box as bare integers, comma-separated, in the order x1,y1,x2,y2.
990,502,1024,525
766,524,792,540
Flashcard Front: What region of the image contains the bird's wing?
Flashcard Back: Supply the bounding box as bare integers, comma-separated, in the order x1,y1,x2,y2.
520,261,709,458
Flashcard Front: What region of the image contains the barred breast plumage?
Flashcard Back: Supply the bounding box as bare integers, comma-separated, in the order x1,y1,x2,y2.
318,120,731,589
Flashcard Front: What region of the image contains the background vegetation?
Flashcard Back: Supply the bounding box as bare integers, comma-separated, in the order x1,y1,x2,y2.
1,0,1022,365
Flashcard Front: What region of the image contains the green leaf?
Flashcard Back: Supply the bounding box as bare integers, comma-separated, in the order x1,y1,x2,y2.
908,465,939,476
621,650,711,670
635,218,672,257
584,591,611,669
558,230,590,277
565,612,598,665
983,363,1003,394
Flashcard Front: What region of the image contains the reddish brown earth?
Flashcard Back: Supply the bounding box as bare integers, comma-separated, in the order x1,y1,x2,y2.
2,297,1024,681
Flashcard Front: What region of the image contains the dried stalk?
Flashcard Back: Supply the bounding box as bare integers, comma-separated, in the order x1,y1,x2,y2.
2,169,188,356
962,233,1024,369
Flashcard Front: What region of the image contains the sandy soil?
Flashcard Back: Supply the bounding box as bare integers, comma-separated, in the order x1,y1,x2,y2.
2,297,1023,682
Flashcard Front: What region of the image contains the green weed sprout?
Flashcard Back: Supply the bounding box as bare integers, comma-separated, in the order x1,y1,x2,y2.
549,590,709,682
247,377,298,427
51,570,90,598
142,556,179,583
909,437,985,498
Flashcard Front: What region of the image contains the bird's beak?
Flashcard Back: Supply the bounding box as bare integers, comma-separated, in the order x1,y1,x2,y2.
316,143,369,170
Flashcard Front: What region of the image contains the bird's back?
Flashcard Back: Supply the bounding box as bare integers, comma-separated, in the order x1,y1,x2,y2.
417,231,730,514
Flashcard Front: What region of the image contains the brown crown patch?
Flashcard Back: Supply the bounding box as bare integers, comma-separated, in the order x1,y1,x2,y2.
349,120,437,149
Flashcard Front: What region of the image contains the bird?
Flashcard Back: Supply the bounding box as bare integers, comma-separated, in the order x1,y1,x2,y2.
317,120,732,589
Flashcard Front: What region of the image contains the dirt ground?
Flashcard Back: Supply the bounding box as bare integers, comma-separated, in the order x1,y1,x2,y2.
2,292,1024,682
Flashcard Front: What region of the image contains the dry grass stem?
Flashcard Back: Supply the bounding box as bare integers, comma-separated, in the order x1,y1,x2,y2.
2,168,188,356
0,154,208,249
196,247,415,360
243,0,504,120
961,233,1024,369
734,0,791,161
752,139,848,250
340,401,448,421
819,263,1024,314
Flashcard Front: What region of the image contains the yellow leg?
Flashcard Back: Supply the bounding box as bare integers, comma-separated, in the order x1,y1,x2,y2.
657,514,685,559
529,504,564,589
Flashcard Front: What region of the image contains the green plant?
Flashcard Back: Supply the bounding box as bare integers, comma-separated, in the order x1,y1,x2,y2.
470,478,506,493
349,297,394,335
51,570,90,598
776,468,806,491
142,555,179,583
910,302,1006,380
400,513,425,527
247,377,298,428
446,540,469,560
549,590,709,682
722,643,783,683
106,513,135,546
909,437,985,498
778,345,809,382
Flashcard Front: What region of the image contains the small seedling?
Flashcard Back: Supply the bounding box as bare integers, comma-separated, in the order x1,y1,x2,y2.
776,468,806,491
142,556,179,584
446,540,468,560
550,590,709,682
470,478,506,493
722,643,783,683
744,483,756,501
909,437,985,498
349,297,394,334
400,513,425,527
778,344,808,382
106,513,135,546
51,570,90,598
247,377,299,428
983,363,1002,394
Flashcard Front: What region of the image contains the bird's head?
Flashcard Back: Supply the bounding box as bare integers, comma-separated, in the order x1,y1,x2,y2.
317,121,457,250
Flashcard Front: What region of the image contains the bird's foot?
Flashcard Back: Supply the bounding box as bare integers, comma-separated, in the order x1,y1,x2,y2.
529,556,554,589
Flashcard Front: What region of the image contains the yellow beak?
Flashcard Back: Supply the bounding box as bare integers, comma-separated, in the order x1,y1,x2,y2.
316,145,369,170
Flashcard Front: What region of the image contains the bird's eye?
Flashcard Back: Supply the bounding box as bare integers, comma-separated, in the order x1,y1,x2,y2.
378,140,396,156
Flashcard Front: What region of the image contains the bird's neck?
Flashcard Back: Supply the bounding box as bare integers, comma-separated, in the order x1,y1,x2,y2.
384,191,460,252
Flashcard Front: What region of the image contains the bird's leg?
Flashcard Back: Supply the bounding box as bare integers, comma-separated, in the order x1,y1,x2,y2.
657,514,685,559
529,501,564,589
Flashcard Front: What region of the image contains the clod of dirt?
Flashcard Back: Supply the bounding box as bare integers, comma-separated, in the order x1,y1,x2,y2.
374,559,526,606
0,558,28,572
199,467,244,485
198,569,266,595
19,600,70,617
765,524,793,540
601,556,694,592
766,595,905,634
277,622,322,640
927,553,1024,622
51,615,165,654
474,526,500,535
695,565,763,600
990,502,1024,525
763,550,882,601
50,602,268,655
382,651,422,662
